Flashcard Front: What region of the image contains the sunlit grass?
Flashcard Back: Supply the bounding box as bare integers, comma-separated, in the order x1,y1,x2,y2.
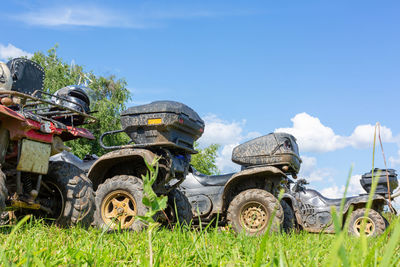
0,216,398,266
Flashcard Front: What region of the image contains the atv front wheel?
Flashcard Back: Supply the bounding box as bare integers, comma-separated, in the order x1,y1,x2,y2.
163,188,193,226
348,208,387,237
227,189,283,235
281,200,295,232
94,175,147,231
38,161,95,227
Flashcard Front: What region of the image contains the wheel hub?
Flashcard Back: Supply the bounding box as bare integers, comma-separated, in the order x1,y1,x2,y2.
354,216,376,236
101,190,137,229
240,202,269,232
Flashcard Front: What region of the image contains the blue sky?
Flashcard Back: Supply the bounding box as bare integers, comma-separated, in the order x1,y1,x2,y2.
1,0,400,201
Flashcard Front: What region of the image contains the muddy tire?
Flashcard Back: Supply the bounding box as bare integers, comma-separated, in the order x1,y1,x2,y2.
281,200,295,232
40,161,95,227
227,189,283,235
164,188,193,226
348,208,387,237
0,169,7,212
94,175,147,231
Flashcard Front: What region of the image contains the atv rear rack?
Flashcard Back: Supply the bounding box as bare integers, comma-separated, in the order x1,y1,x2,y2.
0,90,97,125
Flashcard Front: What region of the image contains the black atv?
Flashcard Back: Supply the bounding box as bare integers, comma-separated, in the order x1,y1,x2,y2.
178,132,302,235
86,101,204,231
281,169,398,237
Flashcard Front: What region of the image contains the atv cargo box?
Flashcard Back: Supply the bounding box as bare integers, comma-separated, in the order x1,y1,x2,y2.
231,133,301,174
360,168,398,195
120,101,204,153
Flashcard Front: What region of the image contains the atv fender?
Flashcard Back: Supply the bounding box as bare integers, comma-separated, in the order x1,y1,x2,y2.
222,166,287,209
88,148,157,189
342,194,387,214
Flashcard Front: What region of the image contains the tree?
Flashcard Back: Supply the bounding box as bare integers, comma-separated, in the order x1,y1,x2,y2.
31,46,131,158
190,142,220,175
31,45,221,175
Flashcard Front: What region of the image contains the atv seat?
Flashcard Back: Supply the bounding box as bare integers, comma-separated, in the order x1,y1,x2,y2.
50,151,97,173
190,167,234,186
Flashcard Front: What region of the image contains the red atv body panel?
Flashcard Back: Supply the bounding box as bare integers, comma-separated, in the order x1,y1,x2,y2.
0,104,94,144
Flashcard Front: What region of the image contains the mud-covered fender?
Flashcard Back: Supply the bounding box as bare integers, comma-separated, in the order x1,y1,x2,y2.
281,193,297,208
88,148,157,189
221,166,287,208
342,194,387,214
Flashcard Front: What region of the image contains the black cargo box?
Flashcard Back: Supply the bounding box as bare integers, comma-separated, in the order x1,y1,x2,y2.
231,133,301,174
360,168,398,195
120,101,204,153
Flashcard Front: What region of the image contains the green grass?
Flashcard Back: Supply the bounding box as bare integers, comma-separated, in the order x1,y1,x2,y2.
0,217,399,266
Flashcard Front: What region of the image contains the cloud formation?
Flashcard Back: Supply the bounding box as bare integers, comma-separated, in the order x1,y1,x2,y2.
8,4,229,28
11,5,144,28
0,43,33,61
197,114,261,173
275,112,394,153
299,156,333,182
320,174,365,198
389,150,400,166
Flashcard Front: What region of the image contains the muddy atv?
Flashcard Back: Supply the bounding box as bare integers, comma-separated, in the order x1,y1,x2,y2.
178,133,302,235
88,101,204,231
0,58,96,227
281,169,398,236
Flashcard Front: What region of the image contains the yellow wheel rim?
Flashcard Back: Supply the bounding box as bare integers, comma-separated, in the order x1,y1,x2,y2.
240,201,269,233
354,217,375,236
101,190,137,229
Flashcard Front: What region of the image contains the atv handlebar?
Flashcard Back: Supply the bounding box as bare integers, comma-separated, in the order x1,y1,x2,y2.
293,178,309,192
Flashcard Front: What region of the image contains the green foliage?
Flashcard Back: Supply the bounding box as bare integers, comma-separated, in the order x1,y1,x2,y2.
191,142,220,175
31,45,131,158
137,158,168,224
136,157,168,267
0,217,399,266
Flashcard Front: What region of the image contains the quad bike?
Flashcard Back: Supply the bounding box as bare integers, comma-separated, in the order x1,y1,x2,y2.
281,168,399,237
178,133,302,235
87,100,204,230
0,58,96,227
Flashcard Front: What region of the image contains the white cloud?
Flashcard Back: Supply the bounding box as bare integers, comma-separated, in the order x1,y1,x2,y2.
216,143,240,173
389,150,400,167
197,114,261,173
299,156,333,182
199,114,245,147
320,175,365,198
9,4,237,28
0,44,33,61
11,5,147,28
275,113,394,153
348,124,393,148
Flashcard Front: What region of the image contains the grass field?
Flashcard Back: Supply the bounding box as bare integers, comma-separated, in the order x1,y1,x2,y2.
0,215,399,266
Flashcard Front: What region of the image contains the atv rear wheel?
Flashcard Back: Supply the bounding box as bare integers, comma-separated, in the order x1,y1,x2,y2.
94,175,147,231
348,208,387,237
163,188,192,226
37,161,95,227
227,189,283,235
281,200,295,232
